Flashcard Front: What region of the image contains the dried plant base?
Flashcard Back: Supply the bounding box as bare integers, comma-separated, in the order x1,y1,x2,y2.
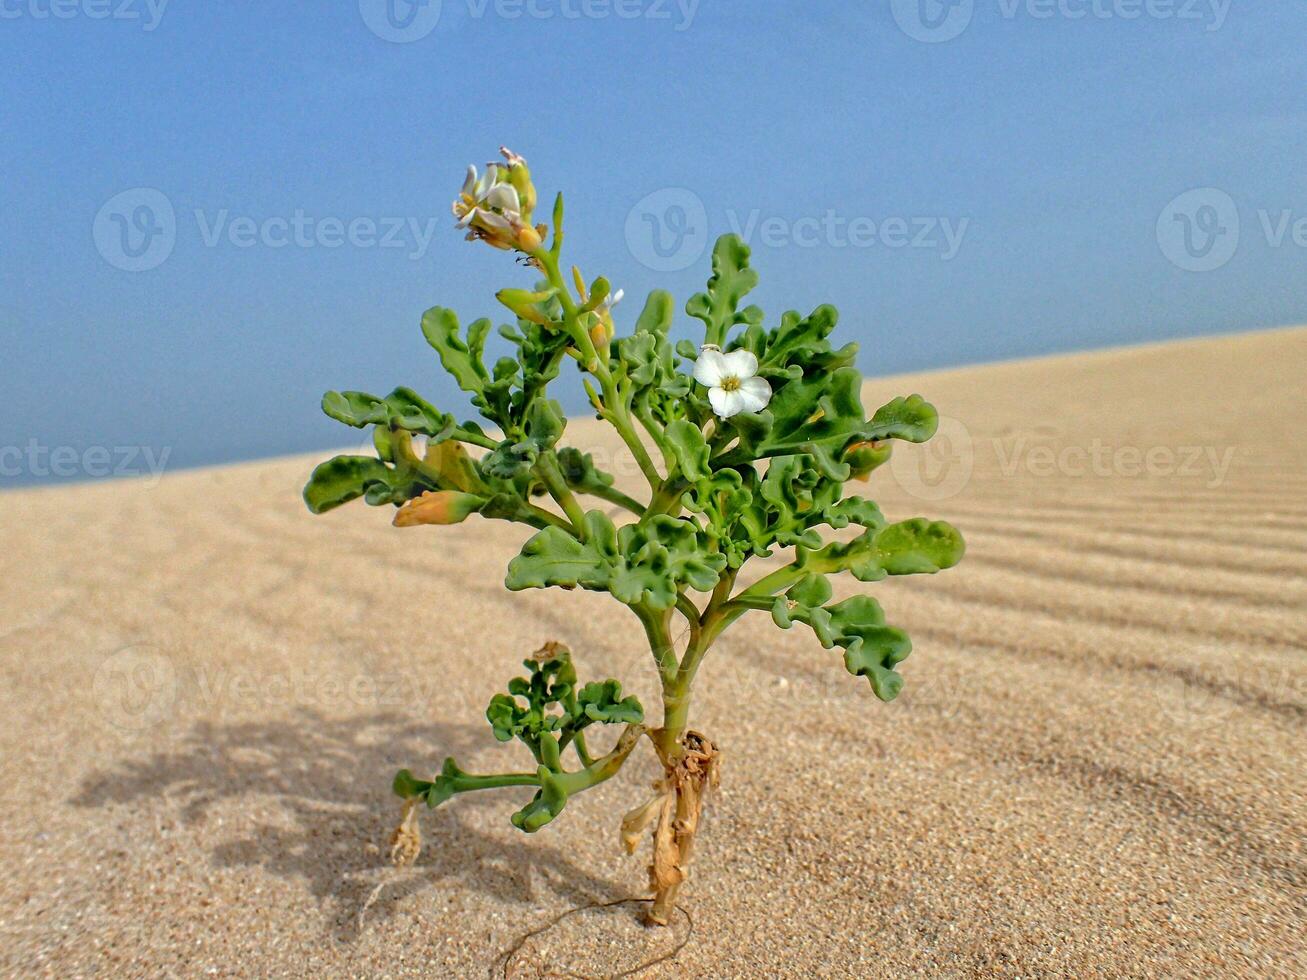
625,730,720,927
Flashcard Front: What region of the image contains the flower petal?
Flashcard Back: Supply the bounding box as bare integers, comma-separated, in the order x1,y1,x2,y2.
709,386,747,418
694,349,728,387
485,183,520,214
478,210,511,230
461,165,478,197
720,348,759,381
735,375,773,414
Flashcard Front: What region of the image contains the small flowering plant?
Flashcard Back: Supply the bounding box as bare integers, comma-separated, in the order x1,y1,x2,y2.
305,148,964,923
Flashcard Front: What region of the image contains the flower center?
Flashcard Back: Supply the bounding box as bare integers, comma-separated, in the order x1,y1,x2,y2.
721,376,741,392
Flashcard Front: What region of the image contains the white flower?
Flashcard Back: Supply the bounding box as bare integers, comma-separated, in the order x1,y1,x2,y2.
693,346,772,418
454,163,522,230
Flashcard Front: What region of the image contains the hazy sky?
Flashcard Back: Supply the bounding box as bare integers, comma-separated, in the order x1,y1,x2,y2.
3,1,1304,483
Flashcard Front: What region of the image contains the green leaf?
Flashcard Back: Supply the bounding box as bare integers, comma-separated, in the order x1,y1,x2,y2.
576,680,644,726
772,592,912,702
321,387,456,439
787,573,833,609
720,371,939,480
303,455,403,514
686,235,760,345
555,447,616,495
800,518,966,582
421,306,489,396
736,304,858,381
664,420,710,481
867,395,939,444
506,511,725,610
634,289,675,337
512,766,569,832
825,496,886,530
505,511,621,596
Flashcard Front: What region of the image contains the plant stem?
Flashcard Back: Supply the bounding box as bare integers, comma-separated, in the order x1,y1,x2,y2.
673,592,702,651
634,604,678,685
535,450,588,536
586,483,648,516
655,687,693,760
531,247,664,493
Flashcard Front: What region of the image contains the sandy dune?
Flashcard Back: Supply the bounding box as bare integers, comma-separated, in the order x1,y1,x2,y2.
2,327,1304,977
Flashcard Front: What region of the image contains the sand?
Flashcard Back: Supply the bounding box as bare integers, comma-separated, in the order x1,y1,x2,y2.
1,327,1304,978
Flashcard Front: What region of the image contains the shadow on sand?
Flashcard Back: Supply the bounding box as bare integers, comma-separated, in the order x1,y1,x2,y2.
71,709,628,945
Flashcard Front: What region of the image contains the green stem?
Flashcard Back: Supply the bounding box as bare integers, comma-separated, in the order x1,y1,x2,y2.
586,483,648,516
451,426,501,451
635,603,679,685
559,723,642,790
535,451,588,536
655,687,693,761
443,724,640,800
569,729,595,767
531,247,664,493
673,592,702,651
645,477,689,520
439,771,542,793
521,502,574,532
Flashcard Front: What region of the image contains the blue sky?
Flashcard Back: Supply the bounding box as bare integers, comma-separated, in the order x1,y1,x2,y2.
2,1,1304,483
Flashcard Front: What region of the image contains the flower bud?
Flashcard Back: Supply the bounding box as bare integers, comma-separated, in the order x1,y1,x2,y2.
500,146,537,221
497,287,556,325
393,490,485,527
516,225,542,251
844,440,892,481
589,319,613,350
